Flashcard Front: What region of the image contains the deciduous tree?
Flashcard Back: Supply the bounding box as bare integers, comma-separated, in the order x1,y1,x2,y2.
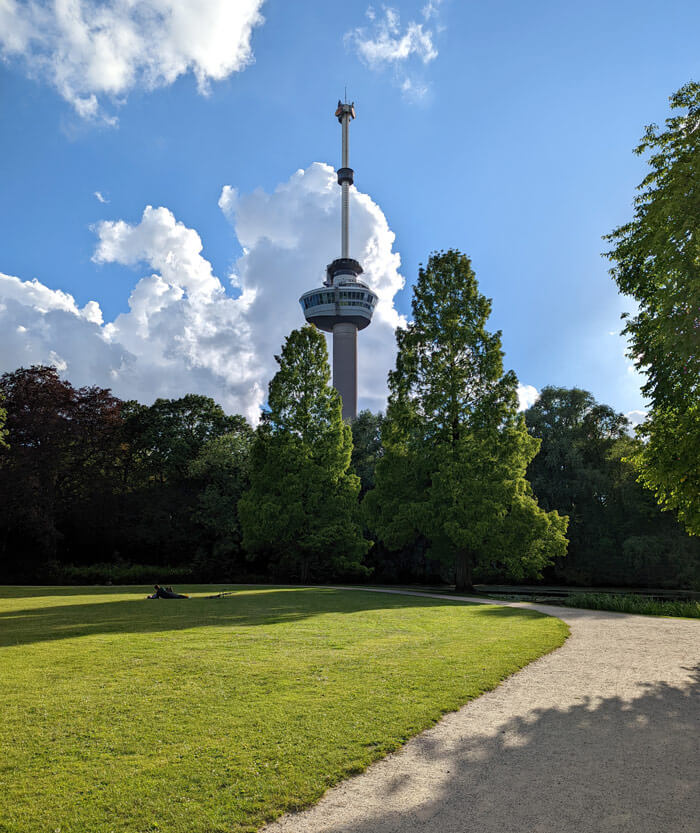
605,82,700,534
188,426,254,577
526,386,700,587
0,366,123,575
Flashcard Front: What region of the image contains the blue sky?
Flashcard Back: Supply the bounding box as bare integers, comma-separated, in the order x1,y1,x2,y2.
0,0,697,421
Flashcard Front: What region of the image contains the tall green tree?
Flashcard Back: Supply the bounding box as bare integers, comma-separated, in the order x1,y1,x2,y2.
605,82,700,534
364,250,568,590
239,326,369,582
525,386,700,587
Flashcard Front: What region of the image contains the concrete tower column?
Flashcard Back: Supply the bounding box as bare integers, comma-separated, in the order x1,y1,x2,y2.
332,322,357,421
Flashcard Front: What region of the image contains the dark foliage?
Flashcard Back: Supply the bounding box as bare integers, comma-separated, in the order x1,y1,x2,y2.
0,367,253,582
1,366,696,590
525,387,700,588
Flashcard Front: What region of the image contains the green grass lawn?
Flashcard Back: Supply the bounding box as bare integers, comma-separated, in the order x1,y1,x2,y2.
0,585,568,833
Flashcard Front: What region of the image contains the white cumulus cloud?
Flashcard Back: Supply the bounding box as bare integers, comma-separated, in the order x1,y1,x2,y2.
0,164,405,421
220,162,406,413
0,0,265,120
517,384,539,411
345,4,441,99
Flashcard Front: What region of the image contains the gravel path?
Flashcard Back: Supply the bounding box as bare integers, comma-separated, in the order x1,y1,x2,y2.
263,588,700,833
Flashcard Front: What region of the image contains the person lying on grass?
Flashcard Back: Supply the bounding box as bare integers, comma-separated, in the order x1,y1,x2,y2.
147,585,189,599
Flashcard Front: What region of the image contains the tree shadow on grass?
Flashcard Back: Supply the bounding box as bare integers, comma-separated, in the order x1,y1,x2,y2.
294,665,700,833
0,588,545,649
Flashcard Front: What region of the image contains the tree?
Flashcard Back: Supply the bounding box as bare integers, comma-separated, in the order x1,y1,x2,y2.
124,394,245,482
525,386,700,587
605,82,700,534
364,251,568,591
0,366,124,576
188,426,254,577
350,410,384,497
525,386,629,516
239,326,369,582
119,395,248,564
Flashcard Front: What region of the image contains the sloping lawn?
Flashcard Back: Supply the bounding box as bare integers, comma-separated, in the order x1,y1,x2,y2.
0,586,568,832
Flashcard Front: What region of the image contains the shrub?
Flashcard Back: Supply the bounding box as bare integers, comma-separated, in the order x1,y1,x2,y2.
565,592,700,619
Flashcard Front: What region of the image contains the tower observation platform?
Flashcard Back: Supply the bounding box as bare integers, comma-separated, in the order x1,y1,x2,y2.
299,100,378,421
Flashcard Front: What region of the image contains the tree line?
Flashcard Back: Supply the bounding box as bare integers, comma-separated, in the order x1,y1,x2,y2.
1,251,697,590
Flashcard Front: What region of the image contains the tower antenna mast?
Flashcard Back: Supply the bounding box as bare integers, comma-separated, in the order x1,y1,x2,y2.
336,98,355,258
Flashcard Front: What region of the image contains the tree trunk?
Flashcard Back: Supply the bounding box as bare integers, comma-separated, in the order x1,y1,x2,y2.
455,550,474,592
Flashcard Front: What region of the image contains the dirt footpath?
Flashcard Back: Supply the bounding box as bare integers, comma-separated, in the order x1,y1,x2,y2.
263,589,700,833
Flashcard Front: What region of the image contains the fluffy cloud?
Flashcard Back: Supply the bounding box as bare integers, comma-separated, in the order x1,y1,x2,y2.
517,384,539,412
0,164,405,421
345,4,441,99
0,0,264,119
220,163,405,413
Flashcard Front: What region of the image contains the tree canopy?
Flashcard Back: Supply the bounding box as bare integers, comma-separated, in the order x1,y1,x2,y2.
605,82,700,534
350,410,384,497
526,387,700,587
0,366,124,571
364,250,568,590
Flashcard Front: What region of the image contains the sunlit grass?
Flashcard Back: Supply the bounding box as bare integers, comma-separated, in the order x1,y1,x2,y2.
0,585,568,833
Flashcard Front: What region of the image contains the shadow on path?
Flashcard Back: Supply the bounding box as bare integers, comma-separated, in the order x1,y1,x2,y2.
284,666,700,833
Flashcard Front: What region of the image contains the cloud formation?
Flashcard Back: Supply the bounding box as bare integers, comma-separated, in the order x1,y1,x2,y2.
517,384,539,412
345,4,441,100
0,0,265,120
219,163,406,414
0,164,405,421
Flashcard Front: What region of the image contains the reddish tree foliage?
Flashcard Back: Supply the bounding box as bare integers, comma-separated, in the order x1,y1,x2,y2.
0,366,124,572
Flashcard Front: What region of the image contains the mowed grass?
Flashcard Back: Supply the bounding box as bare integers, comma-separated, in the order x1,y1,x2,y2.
0,586,568,833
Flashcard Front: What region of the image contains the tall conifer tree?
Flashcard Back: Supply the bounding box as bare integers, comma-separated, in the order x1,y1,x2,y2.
364,250,568,590
239,326,368,581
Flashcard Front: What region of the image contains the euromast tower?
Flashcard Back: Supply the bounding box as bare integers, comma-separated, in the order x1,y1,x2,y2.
299,100,378,421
